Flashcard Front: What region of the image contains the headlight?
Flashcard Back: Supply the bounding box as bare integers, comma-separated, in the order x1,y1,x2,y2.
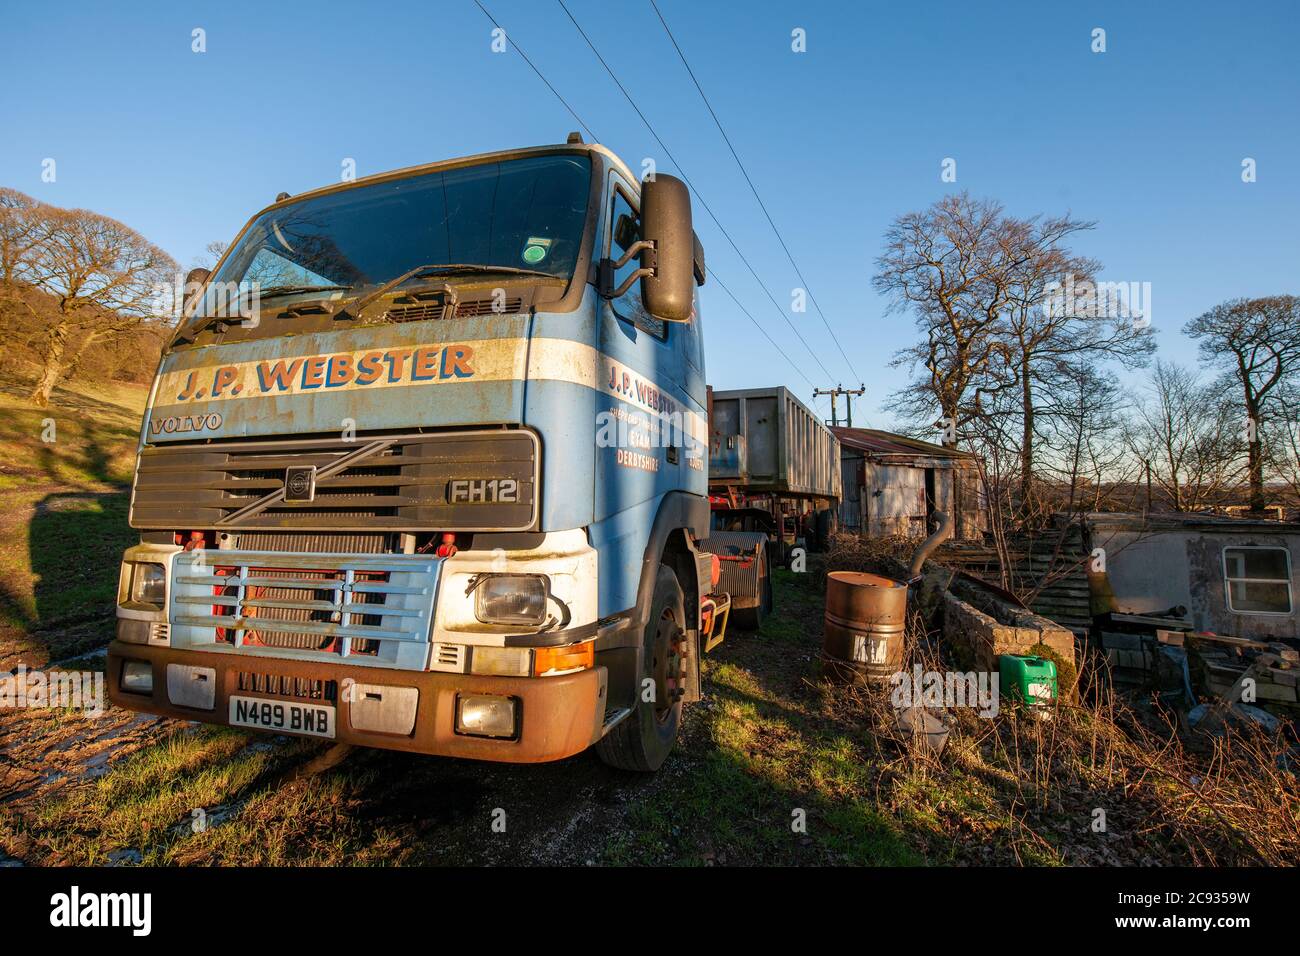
120,659,154,695
129,562,166,607
474,575,547,626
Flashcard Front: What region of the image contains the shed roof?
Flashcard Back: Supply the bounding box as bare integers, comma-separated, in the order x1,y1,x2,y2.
831,426,976,461
1082,511,1300,535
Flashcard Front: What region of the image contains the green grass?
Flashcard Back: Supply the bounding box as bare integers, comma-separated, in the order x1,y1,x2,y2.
0,376,146,661
0,377,144,488
6,726,404,866
600,572,924,866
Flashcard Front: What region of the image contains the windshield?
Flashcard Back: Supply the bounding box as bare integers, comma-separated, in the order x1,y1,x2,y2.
185,153,591,335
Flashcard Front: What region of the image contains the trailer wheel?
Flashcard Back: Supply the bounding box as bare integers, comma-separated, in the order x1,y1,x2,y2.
596,565,686,772
732,547,771,631
815,508,837,552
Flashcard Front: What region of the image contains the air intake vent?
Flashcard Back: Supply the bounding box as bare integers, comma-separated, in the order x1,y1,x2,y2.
456,297,523,318
169,550,439,669
429,642,467,673
236,670,337,702
383,302,449,323
382,297,524,323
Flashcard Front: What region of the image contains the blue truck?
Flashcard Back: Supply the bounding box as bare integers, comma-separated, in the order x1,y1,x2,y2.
107,137,745,770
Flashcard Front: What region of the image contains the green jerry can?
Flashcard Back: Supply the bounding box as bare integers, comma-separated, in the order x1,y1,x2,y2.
999,654,1057,713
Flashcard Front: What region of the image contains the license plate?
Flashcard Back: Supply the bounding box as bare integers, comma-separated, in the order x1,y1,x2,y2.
229,695,336,739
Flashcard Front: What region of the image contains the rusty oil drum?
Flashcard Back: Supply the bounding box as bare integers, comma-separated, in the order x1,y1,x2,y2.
822,571,908,683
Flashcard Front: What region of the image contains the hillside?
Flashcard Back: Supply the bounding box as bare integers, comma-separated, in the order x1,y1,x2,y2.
0,374,147,667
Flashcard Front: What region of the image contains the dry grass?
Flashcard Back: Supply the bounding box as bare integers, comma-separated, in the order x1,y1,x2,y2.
832,609,1300,866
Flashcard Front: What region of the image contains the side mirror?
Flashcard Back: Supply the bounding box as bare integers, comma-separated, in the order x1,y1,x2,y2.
640,174,694,322
183,267,210,311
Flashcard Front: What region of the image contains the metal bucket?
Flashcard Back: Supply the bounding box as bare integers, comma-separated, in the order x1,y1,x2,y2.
822,571,907,683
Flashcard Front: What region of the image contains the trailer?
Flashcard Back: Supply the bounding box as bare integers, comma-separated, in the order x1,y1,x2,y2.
703,386,842,627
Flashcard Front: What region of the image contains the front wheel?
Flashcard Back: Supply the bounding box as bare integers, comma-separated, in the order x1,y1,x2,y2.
596,565,687,772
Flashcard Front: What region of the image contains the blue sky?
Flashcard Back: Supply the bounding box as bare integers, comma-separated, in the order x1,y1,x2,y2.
2,0,1296,426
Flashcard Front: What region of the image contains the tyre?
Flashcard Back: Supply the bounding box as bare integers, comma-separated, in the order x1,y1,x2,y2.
731,545,771,631
596,565,687,772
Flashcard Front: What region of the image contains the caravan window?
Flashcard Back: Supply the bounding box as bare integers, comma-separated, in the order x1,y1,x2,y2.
1223,547,1292,614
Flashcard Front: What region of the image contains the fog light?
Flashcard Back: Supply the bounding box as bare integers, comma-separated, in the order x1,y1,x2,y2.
456,694,517,738
474,575,547,626
121,659,153,695
128,562,166,608
470,646,532,677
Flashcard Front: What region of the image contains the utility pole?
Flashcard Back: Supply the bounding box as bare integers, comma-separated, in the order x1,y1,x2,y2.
814,384,866,428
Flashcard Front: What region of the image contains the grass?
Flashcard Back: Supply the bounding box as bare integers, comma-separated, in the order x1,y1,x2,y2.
599,572,925,865
0,376,144,488
0,373,146,664
2,456,1295,866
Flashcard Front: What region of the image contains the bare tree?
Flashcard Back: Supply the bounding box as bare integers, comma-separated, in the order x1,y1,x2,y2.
875,193,1021,446
1127,361,1241,511
192,239,228,271
1185,295,1300,512
0,189,52,316
2,200,177,406
1262,378,1300,515
1000,234,1153,505
876,192,1151,513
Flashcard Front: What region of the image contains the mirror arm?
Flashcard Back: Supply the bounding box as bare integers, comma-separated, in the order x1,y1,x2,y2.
598,240,657,298
608,267,655,300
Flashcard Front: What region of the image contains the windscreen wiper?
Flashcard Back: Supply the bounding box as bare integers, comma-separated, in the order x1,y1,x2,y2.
344,264,553,318
256,283,353,301
173,284,355,343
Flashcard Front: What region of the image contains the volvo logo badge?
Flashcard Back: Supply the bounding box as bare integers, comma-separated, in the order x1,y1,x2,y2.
284,465,317,503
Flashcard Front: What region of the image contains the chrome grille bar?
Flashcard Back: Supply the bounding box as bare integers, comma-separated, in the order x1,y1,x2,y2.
168,550,441,670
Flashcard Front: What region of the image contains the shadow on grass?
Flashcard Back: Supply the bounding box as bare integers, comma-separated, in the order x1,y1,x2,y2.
7,490,135,663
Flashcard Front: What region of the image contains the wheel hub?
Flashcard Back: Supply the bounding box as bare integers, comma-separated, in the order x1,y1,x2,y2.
650,607,687,723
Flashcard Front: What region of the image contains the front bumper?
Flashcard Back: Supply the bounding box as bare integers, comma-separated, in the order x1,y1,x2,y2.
107,641,608,763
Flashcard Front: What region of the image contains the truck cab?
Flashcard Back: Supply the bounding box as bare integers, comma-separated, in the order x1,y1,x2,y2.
108,139,730,770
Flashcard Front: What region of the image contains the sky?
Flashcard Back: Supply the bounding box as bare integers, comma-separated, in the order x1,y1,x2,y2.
2,0,1297,428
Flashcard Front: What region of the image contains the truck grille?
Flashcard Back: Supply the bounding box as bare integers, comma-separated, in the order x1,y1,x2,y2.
210,567,387,653
169,550,441,669
234,531,391,553
131,430,537,532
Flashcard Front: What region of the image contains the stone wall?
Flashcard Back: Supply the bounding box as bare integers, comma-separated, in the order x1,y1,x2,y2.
942,590,1075,675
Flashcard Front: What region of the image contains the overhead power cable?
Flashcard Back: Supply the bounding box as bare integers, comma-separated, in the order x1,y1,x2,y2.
710,268,818,390
648,0,862,385
470,0,827,411
472,0,598,144
553,0,837,384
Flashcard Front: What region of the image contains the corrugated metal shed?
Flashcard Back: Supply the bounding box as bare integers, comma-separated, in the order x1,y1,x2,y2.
833,427,985,539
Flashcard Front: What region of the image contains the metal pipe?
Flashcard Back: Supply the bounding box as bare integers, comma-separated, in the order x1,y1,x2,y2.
908,510,953,581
